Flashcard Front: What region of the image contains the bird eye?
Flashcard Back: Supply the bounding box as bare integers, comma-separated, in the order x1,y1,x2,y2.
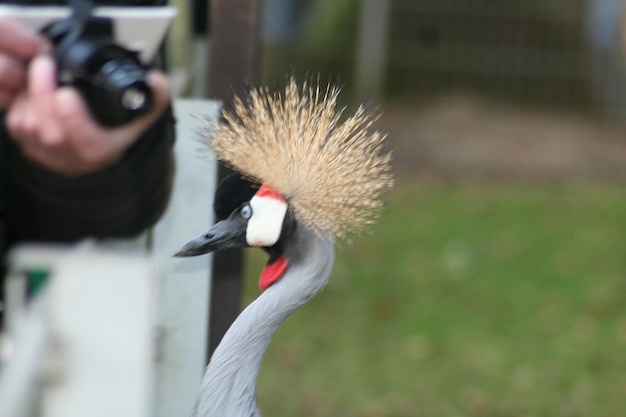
240,204,253,220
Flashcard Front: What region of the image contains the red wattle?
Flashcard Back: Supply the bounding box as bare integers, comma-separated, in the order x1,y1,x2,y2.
259,255,288,290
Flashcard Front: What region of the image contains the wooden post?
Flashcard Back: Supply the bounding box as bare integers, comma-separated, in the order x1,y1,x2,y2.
207,0,260,109
205,0,260,357
354,0,391,100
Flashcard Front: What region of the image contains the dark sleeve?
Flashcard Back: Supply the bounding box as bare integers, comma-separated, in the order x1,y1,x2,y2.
2,108,176,244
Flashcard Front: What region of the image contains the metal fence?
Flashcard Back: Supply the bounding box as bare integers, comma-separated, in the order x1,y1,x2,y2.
386,0,626,113
262,0,626,117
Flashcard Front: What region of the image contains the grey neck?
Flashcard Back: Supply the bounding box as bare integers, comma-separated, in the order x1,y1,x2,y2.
192,225,335,417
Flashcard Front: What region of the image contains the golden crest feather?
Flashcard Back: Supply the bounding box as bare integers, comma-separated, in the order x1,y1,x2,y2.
203,77,393,240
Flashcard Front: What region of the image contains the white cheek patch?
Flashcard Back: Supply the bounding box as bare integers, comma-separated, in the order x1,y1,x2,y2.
246,186,288,247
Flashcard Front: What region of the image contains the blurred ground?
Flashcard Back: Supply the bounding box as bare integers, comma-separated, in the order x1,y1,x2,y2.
383,93,626,182
244,91,626,417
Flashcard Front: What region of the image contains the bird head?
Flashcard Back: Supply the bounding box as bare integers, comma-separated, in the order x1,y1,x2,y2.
174,174,297,290
174,77,393,290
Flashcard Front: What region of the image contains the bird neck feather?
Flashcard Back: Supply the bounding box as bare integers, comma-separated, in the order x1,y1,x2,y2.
193,225,335,417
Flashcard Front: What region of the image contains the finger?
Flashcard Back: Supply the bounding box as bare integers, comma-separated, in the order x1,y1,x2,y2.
0,55,26,93
5,93,22,133
28,55,64,145
5,92,38,140
0,18,43,61
54,86,115,168
148,70,172,114
0,90,15,109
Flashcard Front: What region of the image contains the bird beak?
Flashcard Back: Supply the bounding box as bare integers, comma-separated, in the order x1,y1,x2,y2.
174,218,247,257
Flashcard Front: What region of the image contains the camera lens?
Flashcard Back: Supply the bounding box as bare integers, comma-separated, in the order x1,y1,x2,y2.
122,86,147,110
96,57,153,111
76,49,153,126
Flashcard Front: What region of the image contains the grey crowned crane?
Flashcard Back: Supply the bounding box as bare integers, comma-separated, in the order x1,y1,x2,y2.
175,78,393,417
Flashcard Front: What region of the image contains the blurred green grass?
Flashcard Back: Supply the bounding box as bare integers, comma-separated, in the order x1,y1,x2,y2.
242,180,626,417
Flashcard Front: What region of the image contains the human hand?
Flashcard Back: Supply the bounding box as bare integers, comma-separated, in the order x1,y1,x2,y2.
6,54,172,176
0,18,45,109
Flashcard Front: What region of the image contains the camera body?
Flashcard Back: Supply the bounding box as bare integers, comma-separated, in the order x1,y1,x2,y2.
41,15,153,127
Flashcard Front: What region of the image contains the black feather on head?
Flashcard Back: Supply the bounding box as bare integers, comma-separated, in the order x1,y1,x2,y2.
213,174,260,221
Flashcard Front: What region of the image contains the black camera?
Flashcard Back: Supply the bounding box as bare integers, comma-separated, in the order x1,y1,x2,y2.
41,1,153,127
